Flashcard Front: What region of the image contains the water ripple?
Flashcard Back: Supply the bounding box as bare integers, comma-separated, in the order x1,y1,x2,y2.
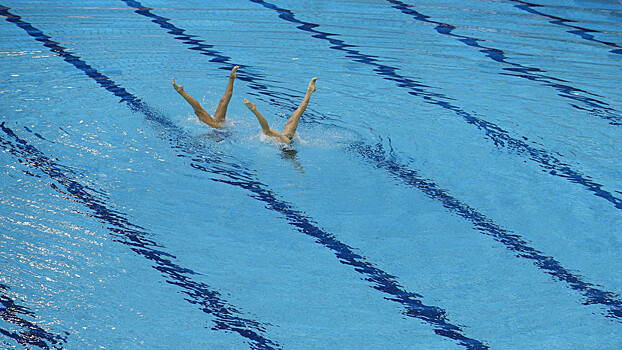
0,283,67,350
509,0,622,55
3,4,492,349
120,0,622,323
386,0,621,125
246,0,622,211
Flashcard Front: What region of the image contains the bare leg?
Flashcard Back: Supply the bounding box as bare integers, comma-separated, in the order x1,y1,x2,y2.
213,65,239,124
243,98,290,143
282,77,317,140
172,78,220,128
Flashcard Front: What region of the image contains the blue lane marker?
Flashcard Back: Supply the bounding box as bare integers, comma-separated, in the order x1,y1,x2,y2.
0,283,67,350
386,0,621,126
0,10,282,349
246,0,622,211
508,0,622,55
0,123,281,350
352,139,622,321
1,5,490,349
120,0,622,322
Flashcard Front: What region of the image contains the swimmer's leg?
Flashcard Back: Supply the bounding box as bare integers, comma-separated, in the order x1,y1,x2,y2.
244,98,290,143
282,77,317,139
244,98,272,133
213,65,239,124
172,78,219,128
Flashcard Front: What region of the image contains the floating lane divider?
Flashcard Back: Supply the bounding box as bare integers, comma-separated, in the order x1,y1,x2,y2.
386,0,621,126
246,0,622,211
121,0,622,321
0,125,281,350
1,6,490,350
0,283,67,350
508,0,622,55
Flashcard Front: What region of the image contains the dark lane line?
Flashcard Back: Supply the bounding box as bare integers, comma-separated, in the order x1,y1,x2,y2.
0,284,67,349
1,6,489,349
509,0,622,55
120,1,306,112
122,0,622,322
0,126,280,350
352,139,622,321
246,0,622,210
386,0,621,126
0,10,281,350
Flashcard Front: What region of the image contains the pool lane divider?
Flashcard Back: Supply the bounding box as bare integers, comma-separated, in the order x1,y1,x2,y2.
0,124,281,350
0,283,67,350
508,0,622,55
247,0,622,212
386,0,621,126
0,6,491,350
120,0,622,321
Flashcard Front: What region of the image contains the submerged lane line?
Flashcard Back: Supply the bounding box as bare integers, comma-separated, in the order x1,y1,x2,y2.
0,11,282,350
1,6,491,350
508,0,622,55
122,0,622,321
353,139,622,321
0,283,67,350
246,0,622,210
386,0,621,126
0,126,281,350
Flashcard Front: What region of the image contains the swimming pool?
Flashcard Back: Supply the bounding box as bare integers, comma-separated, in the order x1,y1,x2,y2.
1,0,620,348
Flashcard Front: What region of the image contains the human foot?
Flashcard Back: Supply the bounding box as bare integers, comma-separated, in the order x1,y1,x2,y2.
172,78,184,93
307,77,317,93
230,65,239,79
243,98,256,110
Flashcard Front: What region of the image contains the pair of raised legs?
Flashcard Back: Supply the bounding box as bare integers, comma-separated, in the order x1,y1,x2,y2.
172,66,239,129
172,65,317,143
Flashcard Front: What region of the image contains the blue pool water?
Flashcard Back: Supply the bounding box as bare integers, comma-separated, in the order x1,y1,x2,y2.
1,0,621,349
